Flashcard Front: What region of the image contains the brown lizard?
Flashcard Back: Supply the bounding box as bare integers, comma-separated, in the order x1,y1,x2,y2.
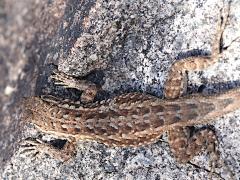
21,2,239,177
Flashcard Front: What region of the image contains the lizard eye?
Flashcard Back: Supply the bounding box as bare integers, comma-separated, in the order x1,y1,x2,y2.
21,108,34,122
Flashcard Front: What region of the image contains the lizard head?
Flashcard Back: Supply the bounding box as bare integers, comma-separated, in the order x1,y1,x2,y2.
20,97,43,124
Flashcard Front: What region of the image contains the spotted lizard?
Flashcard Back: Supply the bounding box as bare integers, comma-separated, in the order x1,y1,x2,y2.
21,2,239,178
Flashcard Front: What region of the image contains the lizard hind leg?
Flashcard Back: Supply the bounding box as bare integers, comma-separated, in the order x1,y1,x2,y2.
168,127,217,164
164,1,230,99
164,2,234,177
168,127,220,177
168,127,234,178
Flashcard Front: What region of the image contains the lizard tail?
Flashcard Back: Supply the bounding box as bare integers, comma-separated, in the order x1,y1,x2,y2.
204,87,240,120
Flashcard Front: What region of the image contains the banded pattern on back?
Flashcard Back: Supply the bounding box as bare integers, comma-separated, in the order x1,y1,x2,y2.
23,88,240,146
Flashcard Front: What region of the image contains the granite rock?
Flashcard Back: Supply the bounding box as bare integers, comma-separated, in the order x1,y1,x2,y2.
0,0,240,179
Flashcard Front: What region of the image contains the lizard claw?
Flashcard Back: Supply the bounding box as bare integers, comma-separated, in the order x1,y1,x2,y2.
18,139,76,162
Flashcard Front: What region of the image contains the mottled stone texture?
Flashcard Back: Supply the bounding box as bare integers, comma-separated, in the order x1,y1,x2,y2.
0,0,66,173
0,0,240,179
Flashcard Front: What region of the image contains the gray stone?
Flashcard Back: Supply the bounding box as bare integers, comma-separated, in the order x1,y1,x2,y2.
0,0,240,179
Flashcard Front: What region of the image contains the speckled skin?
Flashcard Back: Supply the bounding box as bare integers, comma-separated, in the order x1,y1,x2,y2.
24,89,239,147
22,2,239,171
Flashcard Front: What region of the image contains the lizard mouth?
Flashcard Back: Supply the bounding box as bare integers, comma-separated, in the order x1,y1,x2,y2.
20,97,35,123
21,107,34,123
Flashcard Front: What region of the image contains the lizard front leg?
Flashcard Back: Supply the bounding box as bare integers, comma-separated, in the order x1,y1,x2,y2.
19,138,77,162
165,2,234,177
51,70,99,103
21,64,100,161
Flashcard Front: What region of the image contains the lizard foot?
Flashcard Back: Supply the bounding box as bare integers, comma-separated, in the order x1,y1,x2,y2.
168,127,234,179
18,139,76,162
51,70,98,103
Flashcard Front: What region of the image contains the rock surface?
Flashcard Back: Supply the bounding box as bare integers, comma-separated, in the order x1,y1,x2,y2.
0,0,240,179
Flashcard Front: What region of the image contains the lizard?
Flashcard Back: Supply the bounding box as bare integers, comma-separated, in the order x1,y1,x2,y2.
21,2,239,178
